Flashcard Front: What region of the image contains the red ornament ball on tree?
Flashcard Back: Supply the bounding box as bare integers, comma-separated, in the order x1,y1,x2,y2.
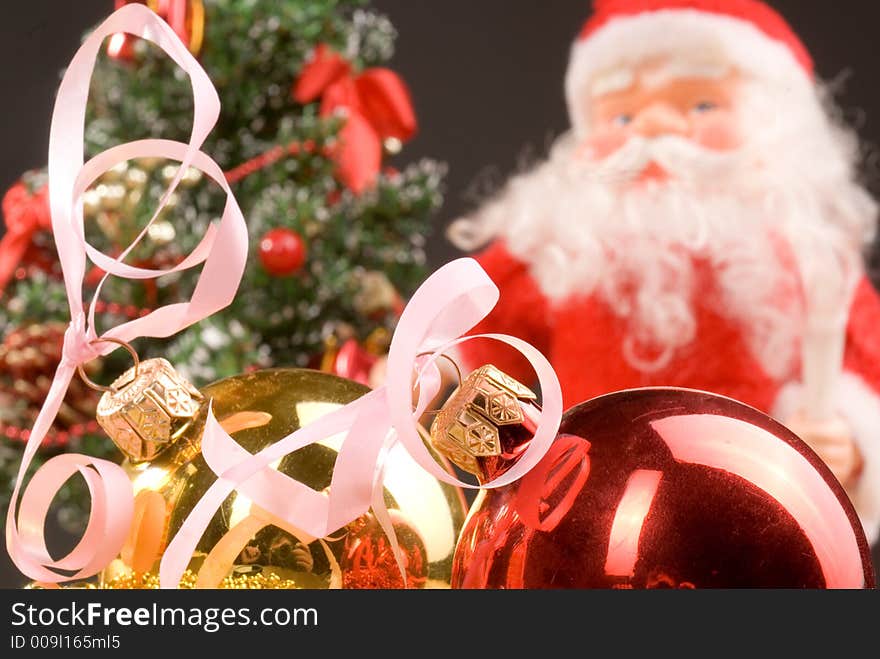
258,227,306,276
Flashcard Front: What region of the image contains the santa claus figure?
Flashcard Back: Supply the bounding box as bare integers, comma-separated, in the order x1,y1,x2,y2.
449,0,880,543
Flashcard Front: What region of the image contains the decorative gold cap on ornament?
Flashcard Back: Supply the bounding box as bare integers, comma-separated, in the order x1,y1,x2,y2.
429,364,537,477
95,358,204,463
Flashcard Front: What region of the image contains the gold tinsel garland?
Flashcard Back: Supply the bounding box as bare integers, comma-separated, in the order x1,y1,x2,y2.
31,569,299,590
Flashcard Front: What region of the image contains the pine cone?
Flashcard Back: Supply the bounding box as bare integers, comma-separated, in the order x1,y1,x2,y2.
0,322,99,442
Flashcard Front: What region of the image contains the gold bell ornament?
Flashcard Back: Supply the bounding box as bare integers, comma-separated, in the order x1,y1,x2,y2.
88,354,466,589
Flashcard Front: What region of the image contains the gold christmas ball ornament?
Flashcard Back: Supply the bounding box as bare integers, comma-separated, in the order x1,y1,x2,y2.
146,220,177,245
96,211,121,241
97,364,466,589
160,164,180,183
136,156,163,171
383,137,403,155
160,164,202,187
353,270,398,316
124,188,143,211
97,183,127,211
101,161,129,182
181,166,203,187
160,192,180,211
82,189,102,217
124,167,149,190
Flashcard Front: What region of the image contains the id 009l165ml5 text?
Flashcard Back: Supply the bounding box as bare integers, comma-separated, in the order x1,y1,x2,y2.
11,634,120,650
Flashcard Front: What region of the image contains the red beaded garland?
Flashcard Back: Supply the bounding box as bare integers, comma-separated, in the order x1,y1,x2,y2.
0,419,101,448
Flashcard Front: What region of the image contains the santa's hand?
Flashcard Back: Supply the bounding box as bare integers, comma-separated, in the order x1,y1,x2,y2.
785,411,864,488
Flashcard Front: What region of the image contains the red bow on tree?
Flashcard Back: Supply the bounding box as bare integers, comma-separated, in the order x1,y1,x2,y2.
292,44,418,193
0,182,51,294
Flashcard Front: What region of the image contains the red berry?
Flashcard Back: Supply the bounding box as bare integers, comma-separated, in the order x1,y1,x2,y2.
258,227,307,276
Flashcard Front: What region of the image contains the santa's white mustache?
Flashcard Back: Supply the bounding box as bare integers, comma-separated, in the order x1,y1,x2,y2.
585,135,746,182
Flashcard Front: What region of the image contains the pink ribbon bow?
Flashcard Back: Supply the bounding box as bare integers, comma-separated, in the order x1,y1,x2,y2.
159,256,563,588
5,4,248,583
6,4,564,589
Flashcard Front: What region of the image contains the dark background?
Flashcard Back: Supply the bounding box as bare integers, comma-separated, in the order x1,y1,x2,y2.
2,1,880,587
8,1,880,265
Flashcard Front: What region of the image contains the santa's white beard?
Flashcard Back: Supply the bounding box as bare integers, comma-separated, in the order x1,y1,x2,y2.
449,121,877,378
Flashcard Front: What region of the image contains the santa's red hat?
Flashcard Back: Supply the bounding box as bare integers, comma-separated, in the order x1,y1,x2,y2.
566,0,816,135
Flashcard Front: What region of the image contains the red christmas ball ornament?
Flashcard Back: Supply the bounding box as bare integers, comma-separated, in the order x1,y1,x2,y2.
258,227,306,276
331,338,378,387
341,510,428,589
108,1,205,61
429,367,874,589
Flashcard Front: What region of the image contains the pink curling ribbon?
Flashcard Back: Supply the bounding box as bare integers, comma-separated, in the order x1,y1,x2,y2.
160,256,563,588
5,4,248,583
5,6,564,589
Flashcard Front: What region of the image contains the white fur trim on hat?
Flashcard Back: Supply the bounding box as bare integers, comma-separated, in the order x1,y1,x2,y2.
566,9,814,136
774,372,880,546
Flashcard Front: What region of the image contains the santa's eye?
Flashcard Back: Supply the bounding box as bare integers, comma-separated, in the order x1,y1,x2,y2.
613,113,633,126
692,101,718,114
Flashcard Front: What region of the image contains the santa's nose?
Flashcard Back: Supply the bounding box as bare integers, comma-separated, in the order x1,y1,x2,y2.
632,103,689,138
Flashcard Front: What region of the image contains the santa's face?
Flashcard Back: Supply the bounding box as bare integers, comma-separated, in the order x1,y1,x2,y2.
582,58,742,181
449,52,874,378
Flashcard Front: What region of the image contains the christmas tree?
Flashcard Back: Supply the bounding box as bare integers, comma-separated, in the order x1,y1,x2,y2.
0,0,444,530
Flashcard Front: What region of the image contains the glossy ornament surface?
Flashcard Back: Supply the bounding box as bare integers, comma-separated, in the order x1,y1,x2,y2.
258,227,306,276
444,383,873,589
101,367,466,588
341,510,429,589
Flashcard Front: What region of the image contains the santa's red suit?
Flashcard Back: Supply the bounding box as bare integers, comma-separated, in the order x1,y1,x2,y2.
454,0,880,545
465,241,880,421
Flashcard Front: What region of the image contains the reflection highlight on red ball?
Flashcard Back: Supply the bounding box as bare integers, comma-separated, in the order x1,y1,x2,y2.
452,388,873,589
